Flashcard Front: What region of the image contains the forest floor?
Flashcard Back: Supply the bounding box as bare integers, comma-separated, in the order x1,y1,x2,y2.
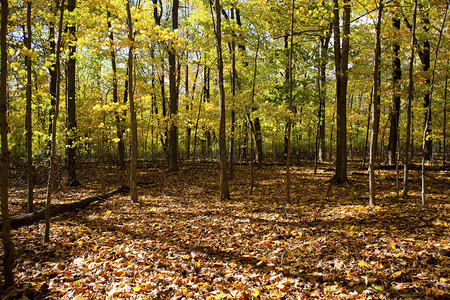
2,161,449,299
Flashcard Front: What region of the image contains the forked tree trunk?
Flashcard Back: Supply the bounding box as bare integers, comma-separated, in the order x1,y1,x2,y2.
1,0,16,286
126,1,138,203
45,0,65,243
25,1,34,213
214,0,230,200
369,0,383,206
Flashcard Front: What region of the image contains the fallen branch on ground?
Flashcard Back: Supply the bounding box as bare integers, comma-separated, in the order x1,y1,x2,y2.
1,185,129,230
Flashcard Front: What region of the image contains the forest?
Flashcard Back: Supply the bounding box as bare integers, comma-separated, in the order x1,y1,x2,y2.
0,0,449,298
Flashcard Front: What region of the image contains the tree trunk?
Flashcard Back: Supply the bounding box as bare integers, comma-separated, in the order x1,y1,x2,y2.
168,0,179,171
421,4,447,205
403,0,417,199
318,32,330,162
387,17,402,165
126,1,138,203
107,10,126,170
66,0,79,187
228,8,237,179
369,0,383,206
1,0,16,286
443,60,448,167
286,0,295,204
45,0,65,243
214,0,230,200
48,19,56,156
25,1,34,213
332,0,350,183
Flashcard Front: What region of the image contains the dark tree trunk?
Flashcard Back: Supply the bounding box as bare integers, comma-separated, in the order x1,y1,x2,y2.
387,17,402,165
332,0,350,183
318,32,330,162
66,0,79,187
214,0,230,200
1,0,16,286
168,0,179,171
48,21,56,155
25,1,34,213
369,0,383,205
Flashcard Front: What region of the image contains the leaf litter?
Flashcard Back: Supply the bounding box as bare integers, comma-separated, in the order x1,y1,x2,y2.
2,162,449,299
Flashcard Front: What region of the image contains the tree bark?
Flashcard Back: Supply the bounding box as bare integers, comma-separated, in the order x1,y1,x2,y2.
286,0,295,204
369,0,383,206
332,0,350,183
444,60,448,167
45,0,65,243
168,0,179,171
107,9,126,170
126,1,138,203
1,0,16,286
403,0,417,199
214,0,230,200
66,0,79,187
25,1,34,213
387,17,402,165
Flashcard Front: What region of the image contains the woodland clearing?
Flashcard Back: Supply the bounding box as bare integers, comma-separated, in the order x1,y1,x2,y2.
1,162,449,299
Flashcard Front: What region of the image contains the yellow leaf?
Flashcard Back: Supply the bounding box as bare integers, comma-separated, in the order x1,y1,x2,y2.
133,285,141,292
358,261,369,268
390,241,396,250
106,210,112,215
391,270,402,278
112,138,121,143
252,288,260,297
440,277,447,283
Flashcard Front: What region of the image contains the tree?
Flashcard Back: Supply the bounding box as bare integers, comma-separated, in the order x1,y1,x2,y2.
25,1,34,213
214,0,230,200
387,12,402,165
1,0,16,286
66,0,80,186
168,0,179,171
107,8,126,170
403,0,417,199
332,0,350,183
286,0,295,203
126,0,138,203
369,0,383,206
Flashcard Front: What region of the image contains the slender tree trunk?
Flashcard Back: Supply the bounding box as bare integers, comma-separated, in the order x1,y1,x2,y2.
1,0,16,286
228,8,237,179
107,10,126,170
403,0,417,199
369,0,383,206
318,32,330,162
444,60,448,167
168,0,179,171
66,0,79,186
25,1,34,213
45,0,65,243
48,20,56,155
126,1,138,203
185,64,191,160
286,0,295,204
214,0,230,200
421,4,447,205
332,0,350,183
387,16,402,165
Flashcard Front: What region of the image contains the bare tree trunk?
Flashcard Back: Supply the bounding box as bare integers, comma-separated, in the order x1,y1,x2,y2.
387,16,402,165
107,10,126,170
66,0,79,187
214,0,230,200
228,9,237,179
421,4,447,205
332,0,350,183
403,0,417,199
1,0,16,286
444,60,448,167
25,1,34,213
362,91,372,169
369,0,383,206
45,0,65,243
126,1,138,203
286,0,295,204
168,0,179,171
